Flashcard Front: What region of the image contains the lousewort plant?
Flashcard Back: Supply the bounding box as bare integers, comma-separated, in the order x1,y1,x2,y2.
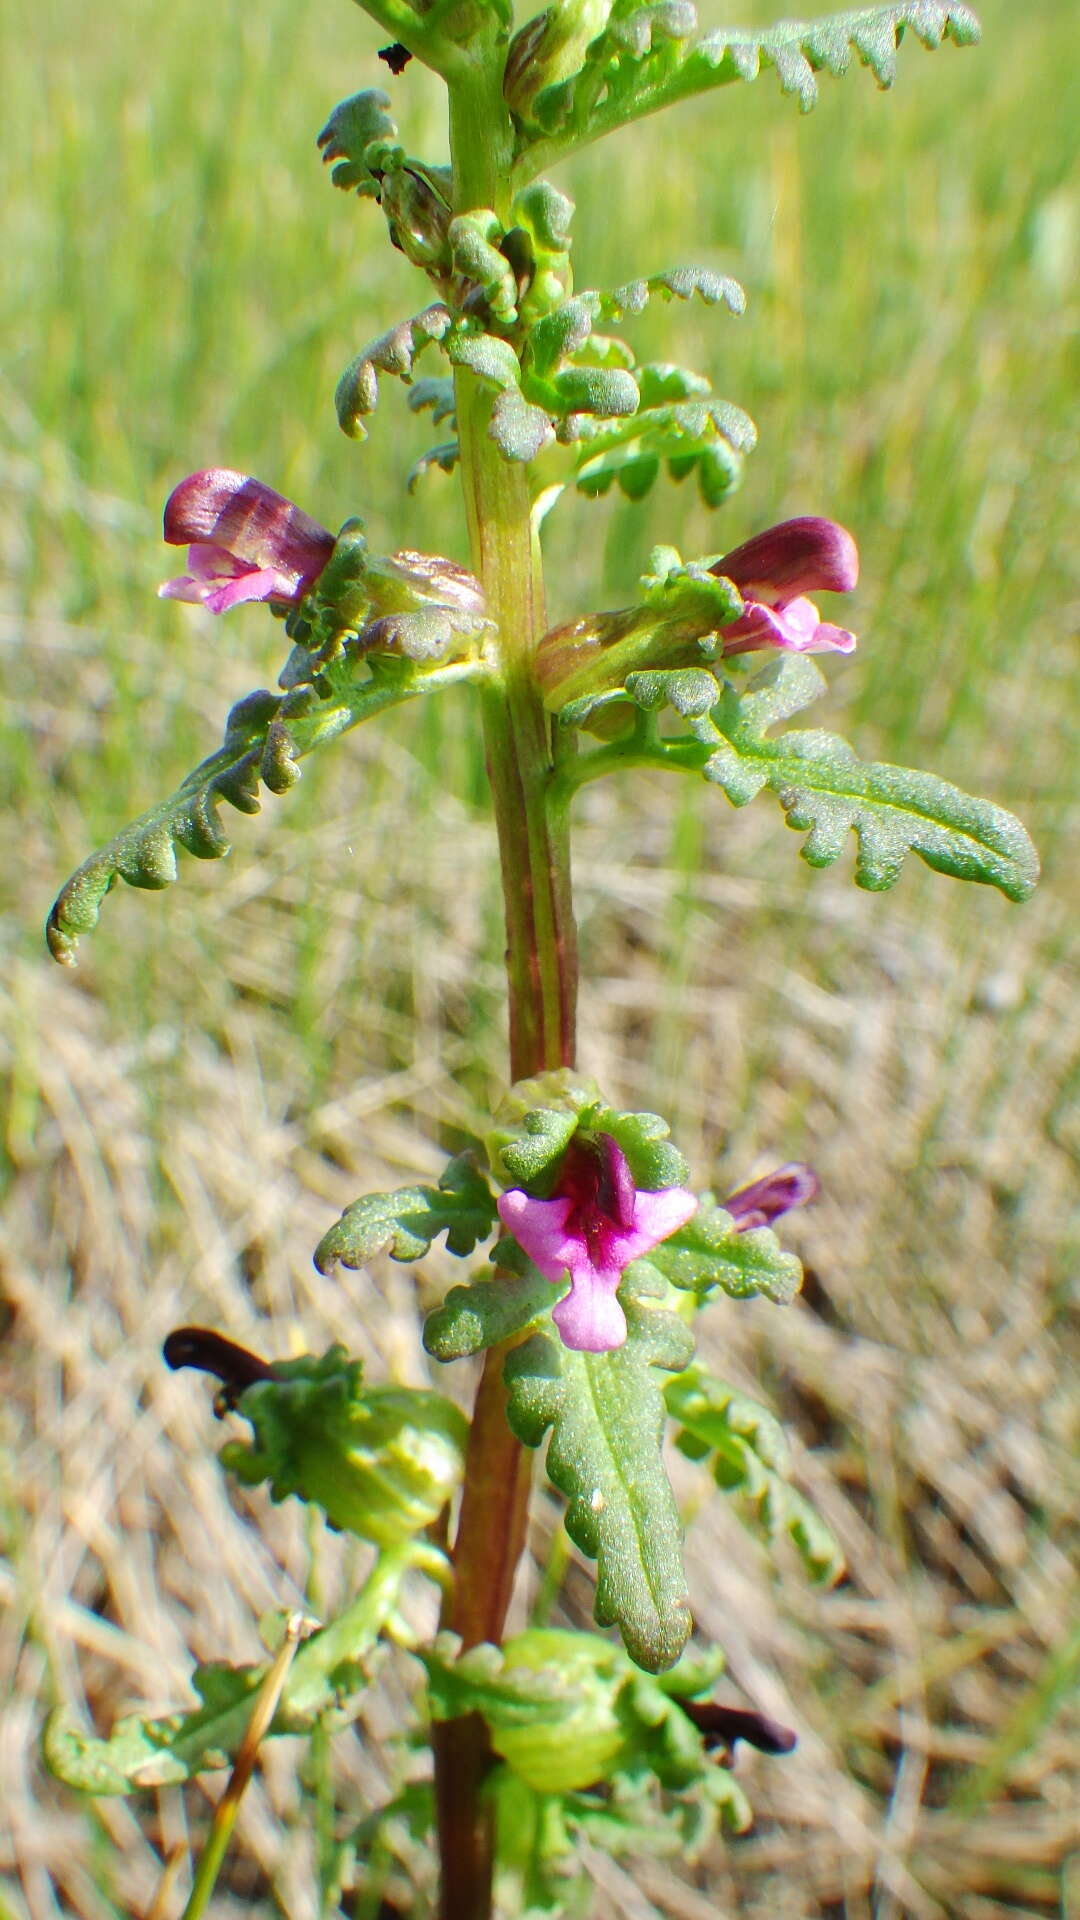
44,2,1037,1915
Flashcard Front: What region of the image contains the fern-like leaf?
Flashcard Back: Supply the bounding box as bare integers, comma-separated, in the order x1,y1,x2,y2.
47,655,476,965
572,393,756,507
698,656,1039,900
638,1194,804,1304
559,655,1037,902
513,2,980,175
335,305,452,439
314,1154,497,1272
43,1576,398,1792
666,1366,845,1583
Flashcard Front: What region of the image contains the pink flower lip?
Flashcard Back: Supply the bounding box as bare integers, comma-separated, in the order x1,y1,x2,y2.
497,1134,697,1354
722,1163,819,1232
159,469,335,614
710,517,858,658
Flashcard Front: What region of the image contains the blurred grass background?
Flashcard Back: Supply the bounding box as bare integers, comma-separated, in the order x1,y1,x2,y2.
1,0,1078,1913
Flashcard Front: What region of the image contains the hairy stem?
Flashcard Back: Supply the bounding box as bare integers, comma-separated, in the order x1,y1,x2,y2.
431,52,579,1920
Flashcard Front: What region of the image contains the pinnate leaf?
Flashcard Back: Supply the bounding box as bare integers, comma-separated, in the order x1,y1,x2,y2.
314,1153,497,1271
699,656,1040,900
641,1195,804,1304
666,1367,845,1583
45,650,468,964
44,1672,268,1793
573,393,755,507
513,2,981,169
407,376,457,427
602,267,745,320
43,1574,403,1792
504,1301,695,1671
335,305,452,438
407,440,461,489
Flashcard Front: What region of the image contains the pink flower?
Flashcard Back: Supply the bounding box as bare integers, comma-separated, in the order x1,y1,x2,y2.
722,1163,819,1231
710,517,858,657
497,1135,697,1353
159,469,336,615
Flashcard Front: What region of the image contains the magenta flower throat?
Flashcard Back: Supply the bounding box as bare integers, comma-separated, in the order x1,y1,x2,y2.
497,1134,697,1353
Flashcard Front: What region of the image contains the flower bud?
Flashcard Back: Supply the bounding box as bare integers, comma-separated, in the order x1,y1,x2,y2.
504,0,614,123
377,161,453,275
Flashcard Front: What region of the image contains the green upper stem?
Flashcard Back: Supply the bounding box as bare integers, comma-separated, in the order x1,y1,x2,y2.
449,56,578,1081
432,52,580,1920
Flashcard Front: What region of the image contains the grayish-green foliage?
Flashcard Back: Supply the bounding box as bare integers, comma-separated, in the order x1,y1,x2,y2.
636,1194,805,1302
424,1265,558,1359
510,1,982,173
314,1152,497,1269
43,1582,398,1792
46,651,479,964
504,1300,695,1671
555,655,1039,902
667,1367,845,1582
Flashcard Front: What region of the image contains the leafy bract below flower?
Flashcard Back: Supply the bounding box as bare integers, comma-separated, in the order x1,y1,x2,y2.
723,1162,819,1230
497,1134,697,1353
159,469,336,615
711,517,858,656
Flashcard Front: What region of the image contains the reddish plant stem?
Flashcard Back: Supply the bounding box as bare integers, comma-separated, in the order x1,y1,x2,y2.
431,63,580,1920
432,1353,535,1920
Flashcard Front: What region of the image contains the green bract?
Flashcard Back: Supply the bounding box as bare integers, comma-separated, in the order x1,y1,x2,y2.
218,1348,468,1549
506,1299,695,1671
549,653,1039,903
485,1070,691,1193
314,1152,498,1270
424,1628,747,1803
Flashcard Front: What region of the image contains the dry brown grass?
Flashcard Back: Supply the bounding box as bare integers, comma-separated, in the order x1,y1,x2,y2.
1,681,1076,1917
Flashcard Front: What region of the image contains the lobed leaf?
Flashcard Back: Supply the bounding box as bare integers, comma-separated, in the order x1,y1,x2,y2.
601,267,746,321
572,393,756,507
45,653,463,965
504,1300,695,1671
557,652,1037,901
44,1675,267,1794
666,1366,845,1583
42,1578,400,1793
491,1100,584,1185
699,656,1040,900
422,1632,589,1730
218,1352,467,1548
487,1082,688,1193
317,89,398,196
407,440,461,489
640,1194,804,1304
513,2,981,174
314,1153,497,1271
406,375,458,427
335,305,452,438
